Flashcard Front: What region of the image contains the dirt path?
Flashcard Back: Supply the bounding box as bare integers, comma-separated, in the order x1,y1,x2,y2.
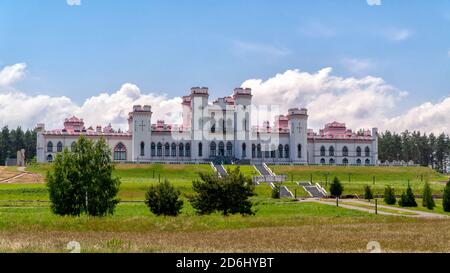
305,199,448,219
0,167,44,184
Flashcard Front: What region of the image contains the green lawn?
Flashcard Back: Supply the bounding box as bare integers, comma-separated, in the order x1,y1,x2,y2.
270,165,448,196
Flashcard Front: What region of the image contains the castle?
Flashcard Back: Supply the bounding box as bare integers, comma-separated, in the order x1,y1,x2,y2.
36,87,378,165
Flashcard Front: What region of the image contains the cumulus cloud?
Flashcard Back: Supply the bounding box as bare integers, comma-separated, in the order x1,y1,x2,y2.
367,0,381,6
0,82,182,131
66,0,81,6
0,63,26,87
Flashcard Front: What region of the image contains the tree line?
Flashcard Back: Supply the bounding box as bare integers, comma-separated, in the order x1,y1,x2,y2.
0,126,37,165
378,130,450,173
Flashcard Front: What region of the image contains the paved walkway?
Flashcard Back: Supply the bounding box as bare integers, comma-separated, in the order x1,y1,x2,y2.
304,199,448,219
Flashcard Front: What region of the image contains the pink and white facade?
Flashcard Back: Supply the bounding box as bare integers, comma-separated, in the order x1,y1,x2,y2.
36,87,378,165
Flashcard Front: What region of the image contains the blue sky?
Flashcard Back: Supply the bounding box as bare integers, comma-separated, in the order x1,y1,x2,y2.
0,0,449,132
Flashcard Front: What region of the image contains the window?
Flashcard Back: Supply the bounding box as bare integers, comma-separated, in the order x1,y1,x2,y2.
164,143,170,157
365,147,370,157
157,143,162,157
140,142,145,156
252,144,256,158
278,145,283,158
179,143,184,157
151,142,156,157
284,145,289,158
342,158,349,165
171,143,177,157
219,142,225,156
271,145,276,158
186,143,191,157
320,158,326,164
114,143,127,161
356,159,362,165
365,159,371,166
242,143,246,158
329,146,335,157
356,146,362,157
47,142,53,153
320,146,326,156
47,154,53,162
198,142,203,157
71,142,76,152
57,142,63,152
210,142,216,157
297,144,302,158
226,142,232,157
342,146,348,157
329,158,335,165
257,144,262,158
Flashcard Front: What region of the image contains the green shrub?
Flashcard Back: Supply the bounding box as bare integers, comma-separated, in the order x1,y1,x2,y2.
443,180,450,212
384,186,396,205
191,167,255,216
329,177,344,197
422,181,435,210
271,184,281,199
398,184,417,207
145,180,183,216
364,185,374,201
46,136,120,216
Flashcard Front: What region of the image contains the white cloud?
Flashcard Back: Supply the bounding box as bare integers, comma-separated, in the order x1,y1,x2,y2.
0,82,182,131
384,28,413,42
367,0,382,6
341,58,375,74
232,40,291,58
0,63,26,87
66,0,81,6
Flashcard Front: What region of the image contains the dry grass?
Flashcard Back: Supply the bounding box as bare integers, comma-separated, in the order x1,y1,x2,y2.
1,218,450,253
0,167,44,184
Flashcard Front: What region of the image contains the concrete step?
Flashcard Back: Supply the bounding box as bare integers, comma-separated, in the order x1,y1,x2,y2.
214,164,228,177
254,164,271,176
304,185,326,198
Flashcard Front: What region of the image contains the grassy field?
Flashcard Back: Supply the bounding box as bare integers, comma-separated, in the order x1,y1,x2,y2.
1,163,450,252
269,165,448,196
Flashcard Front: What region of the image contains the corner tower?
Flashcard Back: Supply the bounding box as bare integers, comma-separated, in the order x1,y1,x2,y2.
130,105,152,161
287,108,308,164
190,87,209,161
233,88,252,160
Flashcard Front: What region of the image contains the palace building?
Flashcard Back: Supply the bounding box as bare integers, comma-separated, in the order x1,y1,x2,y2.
36,87,378,165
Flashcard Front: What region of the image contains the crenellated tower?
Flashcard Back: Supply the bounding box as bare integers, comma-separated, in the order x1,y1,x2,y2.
130,105,152,161
287,108,308,163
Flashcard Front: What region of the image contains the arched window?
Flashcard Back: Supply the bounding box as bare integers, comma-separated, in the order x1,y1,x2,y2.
186,143,191,157
356,146,362,157
114,143,127,161
329,146,335,157
342,146,348,157
47,141,53,153
71,142,76,152
271,145,276,158
278,145,283,158
179,143,184,157
264,145,270,158
252,144,256,158
210,142,216,157
342,158,349,165
329,158,335,165
320,158,326,164
297,144,302,158
164,143,170,157
356,158,362,165
171,143,177,157
365,147,370,157
284,145,289,158
257,144,262,158
219,142,225,156
242,143,246,158
47,154,53,162
57,142,63,153
320,146,326,156
140,142,145,156
157,143,162,157
365,159,371,166
198,142,203,157
226,142,232,157
151,142,156,157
